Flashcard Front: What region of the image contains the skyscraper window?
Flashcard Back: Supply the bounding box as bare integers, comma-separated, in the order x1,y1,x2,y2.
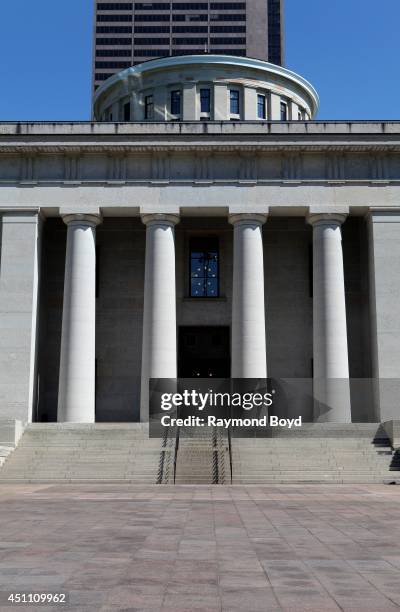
93,1,284,95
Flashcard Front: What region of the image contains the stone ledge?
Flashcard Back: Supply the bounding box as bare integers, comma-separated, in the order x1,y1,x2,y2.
382,420,400,449
1,121,400,137
0,419,24,447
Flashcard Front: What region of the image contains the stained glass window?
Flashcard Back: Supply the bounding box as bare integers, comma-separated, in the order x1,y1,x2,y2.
190,237,219,297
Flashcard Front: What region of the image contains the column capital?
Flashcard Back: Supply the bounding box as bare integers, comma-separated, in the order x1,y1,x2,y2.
61,213,102,228
229,213,267,227
141,213,180,227
307,213,347,227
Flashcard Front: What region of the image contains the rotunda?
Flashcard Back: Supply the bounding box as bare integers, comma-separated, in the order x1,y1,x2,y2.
93,54,319,123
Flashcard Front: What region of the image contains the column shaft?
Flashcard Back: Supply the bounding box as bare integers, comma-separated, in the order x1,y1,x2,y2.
140,214,179,420
230,214,267,378
58,214,101,422
308,214,351,422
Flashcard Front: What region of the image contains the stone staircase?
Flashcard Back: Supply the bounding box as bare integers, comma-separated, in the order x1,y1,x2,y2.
0,445,14,468
174,427,230,484
0,423,175,484
0,419,24,469
231,424,400,484
0,422,399,485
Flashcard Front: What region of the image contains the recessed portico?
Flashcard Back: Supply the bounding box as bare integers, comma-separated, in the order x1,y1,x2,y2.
29,206,377,425
0,120,399,426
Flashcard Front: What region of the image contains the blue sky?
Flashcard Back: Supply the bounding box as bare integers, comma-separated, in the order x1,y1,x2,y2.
0,0,398,121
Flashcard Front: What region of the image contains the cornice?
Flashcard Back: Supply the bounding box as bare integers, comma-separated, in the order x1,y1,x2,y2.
0,179,399,187
0,144,400,155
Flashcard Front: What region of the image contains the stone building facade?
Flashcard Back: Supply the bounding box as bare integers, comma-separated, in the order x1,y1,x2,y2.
0,55,399,426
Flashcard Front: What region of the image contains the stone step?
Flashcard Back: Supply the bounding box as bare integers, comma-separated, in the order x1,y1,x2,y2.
233,442,391,447
1,477,160,482
229,427,400,484
0,424,172,484
1,422,399,485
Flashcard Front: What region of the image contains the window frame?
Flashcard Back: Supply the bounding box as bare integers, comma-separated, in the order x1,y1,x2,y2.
189,237,220,298
229,88,240,117
200,87,211,115
170,89,182,117
257,93,266,120
144,94,154,120
123,101,131,121
280,100,288,121
298,107,306,121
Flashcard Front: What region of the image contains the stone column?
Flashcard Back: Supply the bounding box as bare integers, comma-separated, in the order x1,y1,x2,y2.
153,86,167,121
214,83,228,120
307,213,352,422
368,209,400,421
58,213,102,423
183,82,198,120
0,211,43,422
229,214,267,378
243,87,258,120
270,93,282,120
140,214,180,420
131,91,143,121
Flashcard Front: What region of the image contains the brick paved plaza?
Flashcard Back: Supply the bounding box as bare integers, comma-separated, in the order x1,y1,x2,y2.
1,485,400,611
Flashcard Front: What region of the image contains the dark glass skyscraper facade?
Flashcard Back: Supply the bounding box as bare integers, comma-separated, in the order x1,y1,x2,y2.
268,0,284,65
93,1,284,92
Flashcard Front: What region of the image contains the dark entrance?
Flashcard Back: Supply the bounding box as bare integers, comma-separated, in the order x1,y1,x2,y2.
178,326,231,378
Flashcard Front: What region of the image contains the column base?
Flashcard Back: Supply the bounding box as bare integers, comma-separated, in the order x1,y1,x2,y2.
313,378,352,423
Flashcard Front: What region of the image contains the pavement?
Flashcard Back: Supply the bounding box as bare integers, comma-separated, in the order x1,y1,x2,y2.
0,484,400,611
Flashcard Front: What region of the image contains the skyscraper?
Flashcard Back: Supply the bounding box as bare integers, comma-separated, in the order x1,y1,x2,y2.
93,0,284,93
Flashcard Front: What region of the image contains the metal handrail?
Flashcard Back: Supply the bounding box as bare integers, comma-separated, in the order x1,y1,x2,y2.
173,426,180,484
156,425,169,484
212,427,219,484
227,426,233,484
